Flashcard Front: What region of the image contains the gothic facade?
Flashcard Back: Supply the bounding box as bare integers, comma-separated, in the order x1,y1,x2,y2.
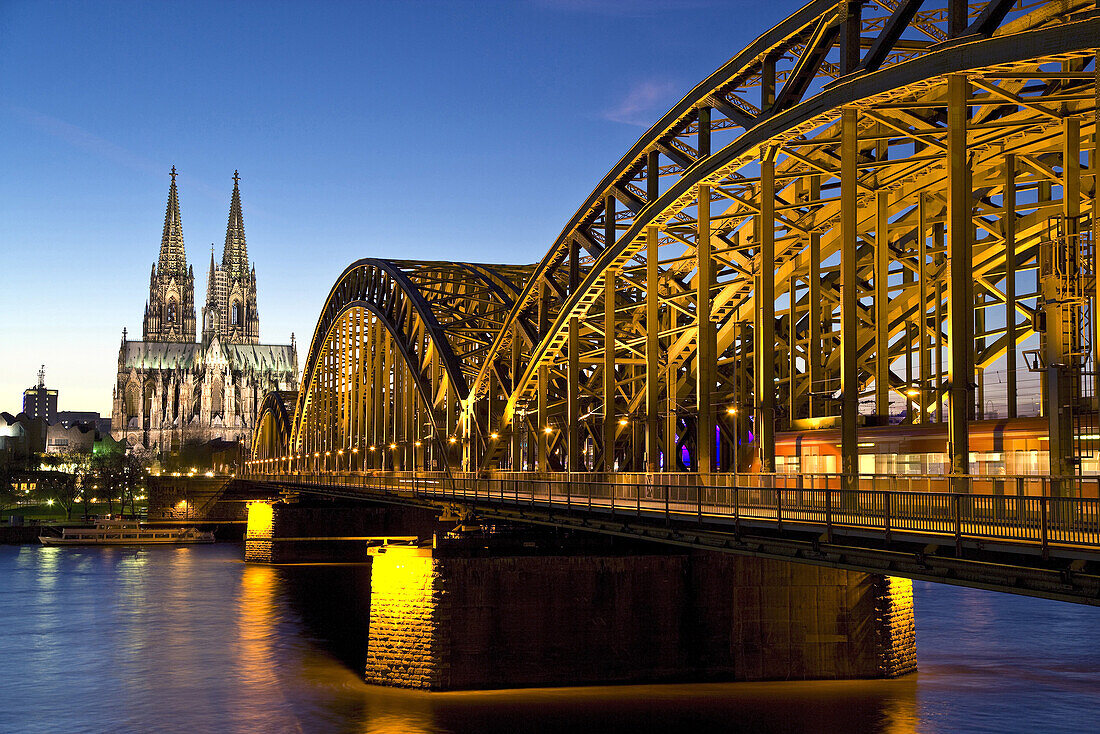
112,168,299,454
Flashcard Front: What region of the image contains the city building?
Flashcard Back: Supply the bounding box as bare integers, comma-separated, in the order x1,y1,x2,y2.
0,412,46,467
22,367,57,424
111,168,299,455
45,421,96,454
55,411,113,436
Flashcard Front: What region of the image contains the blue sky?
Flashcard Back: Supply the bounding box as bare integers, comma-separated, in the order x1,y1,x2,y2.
0,0,785,416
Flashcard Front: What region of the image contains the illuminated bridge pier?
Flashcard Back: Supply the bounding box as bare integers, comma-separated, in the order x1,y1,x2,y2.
364,544,913,690
242,497,914,689
246,0,1100,687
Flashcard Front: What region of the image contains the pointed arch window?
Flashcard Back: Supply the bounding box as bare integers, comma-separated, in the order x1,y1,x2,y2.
167,299,177,323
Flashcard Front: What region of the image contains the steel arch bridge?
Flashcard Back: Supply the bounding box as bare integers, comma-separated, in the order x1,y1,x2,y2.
254,0,1100,495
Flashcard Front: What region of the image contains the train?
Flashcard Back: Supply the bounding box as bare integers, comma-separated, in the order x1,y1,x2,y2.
771,417,1090,476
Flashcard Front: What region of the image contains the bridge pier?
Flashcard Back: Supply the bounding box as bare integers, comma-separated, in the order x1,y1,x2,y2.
244,499,447,564
364,543,915,690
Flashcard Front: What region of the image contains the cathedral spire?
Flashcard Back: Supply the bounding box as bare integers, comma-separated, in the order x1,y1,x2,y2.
158,166,187,277
206,245,217,304
202,245,221,343
222,170,248,277
144,166,196,342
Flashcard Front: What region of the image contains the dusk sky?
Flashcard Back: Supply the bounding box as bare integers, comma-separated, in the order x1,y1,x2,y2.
1,0,785,417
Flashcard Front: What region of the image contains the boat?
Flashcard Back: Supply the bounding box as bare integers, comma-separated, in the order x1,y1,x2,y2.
39,519,215,546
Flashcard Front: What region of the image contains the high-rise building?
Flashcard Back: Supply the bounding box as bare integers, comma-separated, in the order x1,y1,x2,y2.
23,366,58,424
111,168,298,454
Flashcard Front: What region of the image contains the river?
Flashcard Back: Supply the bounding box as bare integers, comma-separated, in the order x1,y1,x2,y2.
0,543,1097,734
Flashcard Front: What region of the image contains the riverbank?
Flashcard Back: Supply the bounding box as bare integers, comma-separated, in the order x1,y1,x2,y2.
0,525,41,544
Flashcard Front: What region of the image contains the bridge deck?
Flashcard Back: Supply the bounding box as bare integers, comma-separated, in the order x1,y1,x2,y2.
248,471,1100,606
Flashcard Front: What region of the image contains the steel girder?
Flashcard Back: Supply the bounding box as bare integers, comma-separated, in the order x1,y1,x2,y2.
280,0,1099,481
252,390,296,463
471,0,1100,474
287,258,530,471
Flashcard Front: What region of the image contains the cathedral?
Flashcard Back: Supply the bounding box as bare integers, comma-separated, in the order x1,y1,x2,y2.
112,168,299,455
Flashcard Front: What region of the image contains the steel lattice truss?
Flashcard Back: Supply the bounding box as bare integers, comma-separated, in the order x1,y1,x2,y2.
255,0,1099,484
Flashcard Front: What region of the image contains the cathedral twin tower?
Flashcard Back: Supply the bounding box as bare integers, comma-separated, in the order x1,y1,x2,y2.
143,167,260,345
113,168,298,454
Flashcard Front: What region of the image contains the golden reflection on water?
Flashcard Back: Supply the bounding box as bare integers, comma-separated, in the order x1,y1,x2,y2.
244,553,925,734
13,545,1097,734
234,563,282,730
342,677,921,734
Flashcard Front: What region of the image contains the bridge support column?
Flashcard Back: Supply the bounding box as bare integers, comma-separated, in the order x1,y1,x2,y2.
1044,116,1082,495
363,546,915,690
603,267,617,472
946,73,973,488
697,184,716,474
646,225,661,471
758,156,776,472
537,365,549,471
808,175,823,420
840,107,860,489
244,500,445,564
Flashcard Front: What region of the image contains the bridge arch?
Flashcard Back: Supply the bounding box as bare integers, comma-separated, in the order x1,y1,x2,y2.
286,258,530,472
463,0,1100,482
269,0,1098,486
252,390,295,465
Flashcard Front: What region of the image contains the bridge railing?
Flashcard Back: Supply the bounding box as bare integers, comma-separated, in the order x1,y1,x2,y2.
248,465,1100,499
252,470,1100,555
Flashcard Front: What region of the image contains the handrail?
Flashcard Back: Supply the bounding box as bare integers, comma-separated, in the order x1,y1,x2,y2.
248,470,1100,558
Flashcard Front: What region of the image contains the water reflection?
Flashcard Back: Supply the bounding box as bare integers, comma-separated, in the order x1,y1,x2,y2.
0,545,1098,734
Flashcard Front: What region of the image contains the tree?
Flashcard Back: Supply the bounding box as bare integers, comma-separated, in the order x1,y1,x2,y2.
118,453,146,516
36,452,86,520
88,451,149,518
162,439,215,474
0,463,20,516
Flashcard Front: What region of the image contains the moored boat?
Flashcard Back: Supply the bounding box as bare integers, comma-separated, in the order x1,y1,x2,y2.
39,520,215,546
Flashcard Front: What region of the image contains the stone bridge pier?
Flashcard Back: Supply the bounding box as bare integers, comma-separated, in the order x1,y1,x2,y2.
244,498,447,563
243,501,915,689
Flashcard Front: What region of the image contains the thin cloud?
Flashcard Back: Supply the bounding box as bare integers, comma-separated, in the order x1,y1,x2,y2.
531,0,717,16
6,103,164,178
602,78,680,127
4,103,260,213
